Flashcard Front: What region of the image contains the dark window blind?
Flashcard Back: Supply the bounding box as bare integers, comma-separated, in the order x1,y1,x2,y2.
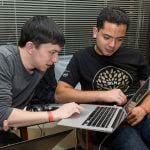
0,0,150,58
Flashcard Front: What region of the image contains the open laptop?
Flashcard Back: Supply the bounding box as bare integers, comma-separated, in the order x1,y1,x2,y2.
58,77,150,133
0,130,72,150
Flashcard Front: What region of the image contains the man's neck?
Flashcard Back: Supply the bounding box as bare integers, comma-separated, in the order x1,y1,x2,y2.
19,47,34,74
94,45,103,55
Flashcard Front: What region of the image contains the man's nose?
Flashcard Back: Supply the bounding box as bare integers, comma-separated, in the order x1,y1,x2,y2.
109,39,116,48
51,54,59,63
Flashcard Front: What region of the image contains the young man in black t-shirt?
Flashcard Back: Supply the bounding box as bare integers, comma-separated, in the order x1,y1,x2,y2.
55,6,150,150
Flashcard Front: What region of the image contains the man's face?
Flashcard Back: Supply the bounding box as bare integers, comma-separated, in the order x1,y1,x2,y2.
93,21,127,56
32,43,61,72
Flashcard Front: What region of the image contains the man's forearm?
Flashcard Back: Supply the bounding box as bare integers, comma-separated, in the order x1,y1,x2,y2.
7,108,49,127
55,88,102,103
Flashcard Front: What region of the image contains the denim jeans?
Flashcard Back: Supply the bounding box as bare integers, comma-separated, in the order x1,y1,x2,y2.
108,114,150,150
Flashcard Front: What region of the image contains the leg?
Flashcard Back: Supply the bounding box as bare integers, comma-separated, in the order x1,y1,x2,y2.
76,129,87,150
92,131,108,150
107,126,149,150
135,114,150,149
19,127,28,140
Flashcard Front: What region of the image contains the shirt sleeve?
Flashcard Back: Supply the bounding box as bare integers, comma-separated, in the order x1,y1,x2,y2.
59,54,80,87
0,54,13,127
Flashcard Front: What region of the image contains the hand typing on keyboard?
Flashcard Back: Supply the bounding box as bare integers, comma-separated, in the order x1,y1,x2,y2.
27,102,84,122
51,102,84,121
101,89,127,106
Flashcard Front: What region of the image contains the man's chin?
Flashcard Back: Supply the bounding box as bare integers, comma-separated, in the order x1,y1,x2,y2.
105,49,118,56
38,67,48,72
103,52,114,56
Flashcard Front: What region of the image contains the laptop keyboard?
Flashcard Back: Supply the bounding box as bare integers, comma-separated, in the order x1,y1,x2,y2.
111,108,124,128
82,106,120,128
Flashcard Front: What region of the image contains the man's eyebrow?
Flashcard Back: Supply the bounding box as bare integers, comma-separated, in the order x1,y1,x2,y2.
103,33,112,37
103,33,125,39
50,49,60,52
101,30,125,39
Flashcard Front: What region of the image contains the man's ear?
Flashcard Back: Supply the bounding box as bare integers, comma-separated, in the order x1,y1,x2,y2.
93,27,98,38
25,41,34,54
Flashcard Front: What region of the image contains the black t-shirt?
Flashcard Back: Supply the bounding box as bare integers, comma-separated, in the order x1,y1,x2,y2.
32,64,57,104
60,46,149,95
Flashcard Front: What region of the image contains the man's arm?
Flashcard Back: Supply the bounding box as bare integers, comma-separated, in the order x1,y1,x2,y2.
6,102,84,128
55,81,127,105
127,94,150,126
127,80,150,126
140,94,150,113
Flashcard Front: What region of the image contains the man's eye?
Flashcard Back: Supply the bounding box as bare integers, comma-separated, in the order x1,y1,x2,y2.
104,36,111,40
118,38,123,42
49,51,55,54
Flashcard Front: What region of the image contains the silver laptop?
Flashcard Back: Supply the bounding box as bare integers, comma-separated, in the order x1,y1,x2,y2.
58,77,150,133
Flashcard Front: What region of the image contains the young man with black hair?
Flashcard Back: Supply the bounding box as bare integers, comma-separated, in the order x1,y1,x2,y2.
55,6,150,150
0,15,83,146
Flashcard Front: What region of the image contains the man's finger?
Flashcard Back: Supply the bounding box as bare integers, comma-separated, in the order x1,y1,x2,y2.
3,120,9,131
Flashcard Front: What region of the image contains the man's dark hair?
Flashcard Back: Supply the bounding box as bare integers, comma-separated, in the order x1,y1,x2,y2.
18,15,65,47
97,6,130,31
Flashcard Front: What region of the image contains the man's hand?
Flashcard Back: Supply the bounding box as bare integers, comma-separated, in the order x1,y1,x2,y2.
127,106,147,126
3,120,17,131
102,89,127,105
3,120,9,131
51,102,84,121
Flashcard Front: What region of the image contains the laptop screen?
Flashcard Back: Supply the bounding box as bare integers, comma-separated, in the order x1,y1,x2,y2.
124,77,150,110
131,77,150,103
0,130,72,150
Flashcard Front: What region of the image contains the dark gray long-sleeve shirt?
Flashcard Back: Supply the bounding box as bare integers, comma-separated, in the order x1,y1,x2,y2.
0,45,43,126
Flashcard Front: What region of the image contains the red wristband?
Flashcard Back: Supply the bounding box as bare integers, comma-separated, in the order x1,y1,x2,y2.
140,105,148,114
48,111,54,122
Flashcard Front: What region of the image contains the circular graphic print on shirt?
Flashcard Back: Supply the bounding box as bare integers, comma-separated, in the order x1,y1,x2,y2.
92,66,133,92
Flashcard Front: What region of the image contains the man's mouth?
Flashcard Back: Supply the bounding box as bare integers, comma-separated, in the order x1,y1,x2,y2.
46,64,52,68
105,48,114,53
